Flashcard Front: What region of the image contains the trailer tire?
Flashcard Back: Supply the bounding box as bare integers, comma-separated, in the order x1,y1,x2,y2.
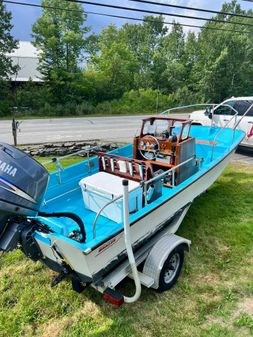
157,245,184,293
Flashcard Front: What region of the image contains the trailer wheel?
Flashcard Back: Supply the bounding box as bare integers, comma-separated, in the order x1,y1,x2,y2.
157,245,184,293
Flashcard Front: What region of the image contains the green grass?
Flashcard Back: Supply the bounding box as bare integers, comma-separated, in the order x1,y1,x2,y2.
36,156,86,172
0,162,253,337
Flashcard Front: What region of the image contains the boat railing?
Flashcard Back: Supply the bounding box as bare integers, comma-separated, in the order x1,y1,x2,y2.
210,102,253,160
92,185,141,239
233,102,253,130
92,155,196,239
210,105,240,161
161,101,252,161
142,156,196,206
42,145,120,183
160,103,217,115
42,146,98,168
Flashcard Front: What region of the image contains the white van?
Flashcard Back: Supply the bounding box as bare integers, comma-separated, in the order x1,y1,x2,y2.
190,97,253,149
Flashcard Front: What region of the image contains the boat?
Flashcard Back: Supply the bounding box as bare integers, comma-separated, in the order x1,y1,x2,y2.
0,115,246,305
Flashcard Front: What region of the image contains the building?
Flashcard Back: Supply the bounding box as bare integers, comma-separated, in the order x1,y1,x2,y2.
9,41,43,83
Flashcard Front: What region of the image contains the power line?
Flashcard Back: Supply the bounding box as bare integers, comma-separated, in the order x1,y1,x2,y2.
86,13,253,35
4,0,83,14
4,0,253,36
129,0,253,20
64,0,253,28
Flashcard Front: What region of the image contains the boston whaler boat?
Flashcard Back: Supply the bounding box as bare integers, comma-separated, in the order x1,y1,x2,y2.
0,112,246,306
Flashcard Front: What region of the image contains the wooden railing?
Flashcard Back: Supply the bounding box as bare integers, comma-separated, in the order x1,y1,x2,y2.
98,152,153,182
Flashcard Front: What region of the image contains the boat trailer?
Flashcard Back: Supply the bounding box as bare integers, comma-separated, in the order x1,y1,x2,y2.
90,181,191,307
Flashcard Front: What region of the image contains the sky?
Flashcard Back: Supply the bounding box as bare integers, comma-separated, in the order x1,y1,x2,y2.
4,0,253,41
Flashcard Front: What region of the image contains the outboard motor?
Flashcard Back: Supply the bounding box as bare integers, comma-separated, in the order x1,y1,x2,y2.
0,143,49,253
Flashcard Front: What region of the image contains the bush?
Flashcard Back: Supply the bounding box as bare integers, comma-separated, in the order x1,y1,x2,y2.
0,82,199,117
0,100,11,116
172,86,200,106
95,89,177,115
76,101,95,115
0,81,12,116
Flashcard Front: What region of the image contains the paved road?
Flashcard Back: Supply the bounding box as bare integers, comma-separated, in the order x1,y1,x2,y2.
232,148,253,165
0,115,152,145
0,115,252,164
1,114,190,145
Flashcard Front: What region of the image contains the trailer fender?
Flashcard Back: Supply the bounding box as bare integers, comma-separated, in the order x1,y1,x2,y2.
143,234,191,290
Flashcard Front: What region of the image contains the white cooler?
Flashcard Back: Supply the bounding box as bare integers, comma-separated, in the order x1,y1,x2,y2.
79,172,142,223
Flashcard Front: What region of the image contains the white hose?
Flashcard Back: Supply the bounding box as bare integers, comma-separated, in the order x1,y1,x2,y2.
122,180,142,303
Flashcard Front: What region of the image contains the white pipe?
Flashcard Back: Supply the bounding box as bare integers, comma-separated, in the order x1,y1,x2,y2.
122,180,142,303
160,103,217,115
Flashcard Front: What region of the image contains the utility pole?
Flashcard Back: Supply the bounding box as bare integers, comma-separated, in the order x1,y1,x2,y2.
12,117,21,146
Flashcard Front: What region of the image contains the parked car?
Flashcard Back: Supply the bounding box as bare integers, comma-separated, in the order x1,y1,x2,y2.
189,97,253,149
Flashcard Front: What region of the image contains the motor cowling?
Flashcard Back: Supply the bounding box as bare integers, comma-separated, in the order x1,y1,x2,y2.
0,142,49,251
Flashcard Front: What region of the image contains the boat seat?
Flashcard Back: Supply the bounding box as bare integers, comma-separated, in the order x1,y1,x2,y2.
97,152,153,182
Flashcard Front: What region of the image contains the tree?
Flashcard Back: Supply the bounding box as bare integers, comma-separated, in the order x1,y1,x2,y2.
32,0,90,103
0,0,17,79
89,16,168,99
0,1,17,116
153,23,186,94
190,0,253,102
88,24,138,100
123,16,168,89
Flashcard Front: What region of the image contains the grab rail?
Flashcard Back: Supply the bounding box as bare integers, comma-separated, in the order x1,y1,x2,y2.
42,145,120,184
142,156,195,206
161,100,253,161
160,102,248,162
210,106,239,161
92,185,141,239
160,103,217,115
92,195,123,239
142,156,194,186
42,147,93,167
162,101,252,161
92,155,196,239
233,102,253,130
210,102,253,160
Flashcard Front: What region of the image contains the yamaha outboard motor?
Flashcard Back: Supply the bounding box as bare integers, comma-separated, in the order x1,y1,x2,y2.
0,143,49,252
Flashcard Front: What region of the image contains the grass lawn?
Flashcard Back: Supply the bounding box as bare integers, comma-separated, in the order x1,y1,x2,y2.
37,156,86,172
0,161,252,337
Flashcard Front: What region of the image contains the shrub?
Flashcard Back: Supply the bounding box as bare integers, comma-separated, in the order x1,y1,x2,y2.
0,100,11,116
76,101,95,115
95,89,177,115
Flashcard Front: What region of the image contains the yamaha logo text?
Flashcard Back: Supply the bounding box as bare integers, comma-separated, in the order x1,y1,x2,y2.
0,161,17,177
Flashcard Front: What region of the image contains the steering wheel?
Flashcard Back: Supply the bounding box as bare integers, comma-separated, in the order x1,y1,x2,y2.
138,135,160,160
